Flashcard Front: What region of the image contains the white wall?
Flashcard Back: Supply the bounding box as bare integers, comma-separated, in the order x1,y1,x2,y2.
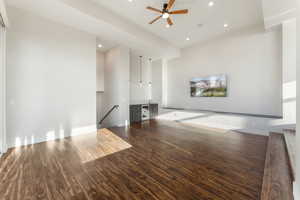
151,59,163,106
0,27,6,153
6,7,97,147
7,0,180,60
167,25,282,117
274,19,296,127
130,53,151,104
129,54,163,107
96,50,104,129
96,51,104,92
102,46,130,127
295,2,300,199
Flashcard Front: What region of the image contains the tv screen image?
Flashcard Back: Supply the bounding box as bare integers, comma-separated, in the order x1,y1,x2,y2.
190,74,227,97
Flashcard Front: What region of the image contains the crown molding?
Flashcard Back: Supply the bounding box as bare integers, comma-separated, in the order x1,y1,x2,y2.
264,8,296,29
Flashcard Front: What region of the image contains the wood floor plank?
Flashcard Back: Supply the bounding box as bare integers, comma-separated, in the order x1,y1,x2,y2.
0,120,267,200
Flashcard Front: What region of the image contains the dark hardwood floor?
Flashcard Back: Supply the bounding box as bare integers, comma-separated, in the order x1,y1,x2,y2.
0,120,268,200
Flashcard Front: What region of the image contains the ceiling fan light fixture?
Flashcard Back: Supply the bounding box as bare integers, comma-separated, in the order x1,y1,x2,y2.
162,12,170,19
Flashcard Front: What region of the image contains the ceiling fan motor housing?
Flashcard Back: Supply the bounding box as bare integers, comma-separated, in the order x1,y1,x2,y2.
163,3,168,12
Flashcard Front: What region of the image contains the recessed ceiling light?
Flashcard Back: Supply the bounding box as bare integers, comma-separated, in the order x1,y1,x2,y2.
186,37,190,41
128,0,133,2
208,1,214,7
166,24,170,28
98,44,103,48
224,23,229,28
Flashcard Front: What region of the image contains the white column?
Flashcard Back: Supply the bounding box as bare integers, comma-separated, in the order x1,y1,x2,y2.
148,58,152,101
282,19,296,124
0,27,6,154
295,2,300,199
162,59,168,107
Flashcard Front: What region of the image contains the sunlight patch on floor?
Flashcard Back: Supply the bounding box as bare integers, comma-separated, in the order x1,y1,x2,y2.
74,128,132,164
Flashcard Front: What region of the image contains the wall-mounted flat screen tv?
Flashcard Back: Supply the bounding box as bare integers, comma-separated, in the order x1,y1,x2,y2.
190,74,227,97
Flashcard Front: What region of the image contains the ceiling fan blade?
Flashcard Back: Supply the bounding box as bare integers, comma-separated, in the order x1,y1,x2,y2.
167,17,173,26
149,15,162,24
146,6,163,13
166,0,176,10
170,9,188,14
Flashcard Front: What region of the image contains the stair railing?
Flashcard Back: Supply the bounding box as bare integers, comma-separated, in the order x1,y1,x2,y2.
99,105,119,125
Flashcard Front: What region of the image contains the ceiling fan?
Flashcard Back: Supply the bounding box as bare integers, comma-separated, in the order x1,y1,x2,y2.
146,0,188,26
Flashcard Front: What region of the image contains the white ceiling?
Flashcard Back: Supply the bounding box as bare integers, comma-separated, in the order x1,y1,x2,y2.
6,0,265,58
6,0,179,59
91,0,264,48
